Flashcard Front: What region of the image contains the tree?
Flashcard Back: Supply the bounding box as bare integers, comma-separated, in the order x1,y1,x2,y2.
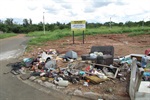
125,21,134,27
65,22,70,29
145,21,150,26
104,22,110,27
59,24,65,30
29,19,32,25
118,22,123,26
5,18,13,25
23,19,29,26
0,22,7,32
12,25,22,33
37,22,43,31
56,21,60,26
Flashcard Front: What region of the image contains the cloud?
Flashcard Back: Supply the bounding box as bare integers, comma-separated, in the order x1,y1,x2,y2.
84,7,95,13
61,4,72,9
91,0,113,7
115,2,127,5
91,0,127,8
68,11,77,17
43,1,62,14
43,6,57,14
26,0,40,11
13,18,24,24
28,6,37,10
53,0,64,3
0,0,150,24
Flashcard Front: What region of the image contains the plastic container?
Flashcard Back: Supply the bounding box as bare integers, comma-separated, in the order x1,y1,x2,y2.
57,80,69,87
141,56,148,68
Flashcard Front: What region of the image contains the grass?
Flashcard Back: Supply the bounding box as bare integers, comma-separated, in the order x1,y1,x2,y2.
0,33,17,39
27,29,71,45
27,26,150,45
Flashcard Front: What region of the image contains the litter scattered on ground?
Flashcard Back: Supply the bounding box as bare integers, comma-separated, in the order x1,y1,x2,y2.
8,46,150,99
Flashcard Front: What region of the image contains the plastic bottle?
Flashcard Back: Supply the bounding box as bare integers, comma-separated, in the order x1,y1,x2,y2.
141,56,148,68
58,80,69,87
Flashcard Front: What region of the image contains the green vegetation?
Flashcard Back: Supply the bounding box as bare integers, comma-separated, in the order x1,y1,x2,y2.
27,26,150,45
27,29,71,45
0,33,17,39
0,18,150,44
0,18,150,34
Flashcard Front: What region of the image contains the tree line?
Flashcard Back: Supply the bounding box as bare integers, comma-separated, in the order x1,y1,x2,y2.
0,18,150,33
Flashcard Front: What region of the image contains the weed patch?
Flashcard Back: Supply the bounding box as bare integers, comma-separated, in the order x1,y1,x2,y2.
0,33,17,39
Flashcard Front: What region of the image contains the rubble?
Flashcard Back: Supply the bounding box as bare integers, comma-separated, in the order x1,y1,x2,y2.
44,81,56,88
20,73,31,80
83,92,100,100
8,47,150,99
29,76,36,81
73,89,83,96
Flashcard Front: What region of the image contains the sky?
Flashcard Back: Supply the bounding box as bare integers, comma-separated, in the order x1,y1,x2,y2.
0,0,150,24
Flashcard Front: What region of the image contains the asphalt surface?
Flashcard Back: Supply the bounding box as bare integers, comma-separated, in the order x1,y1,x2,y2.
0,35,60,100
0,35,88,100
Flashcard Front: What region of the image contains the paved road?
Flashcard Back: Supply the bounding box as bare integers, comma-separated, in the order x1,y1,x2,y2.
0,34,28,60
0,35,60,100
0,35,88,100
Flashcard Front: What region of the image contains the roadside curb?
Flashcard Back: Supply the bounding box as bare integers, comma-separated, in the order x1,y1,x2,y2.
16,75,96,100
16,73,130,100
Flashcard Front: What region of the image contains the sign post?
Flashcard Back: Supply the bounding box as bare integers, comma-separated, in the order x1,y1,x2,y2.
71,20,86,44
83,30,84,44
73,31,74,44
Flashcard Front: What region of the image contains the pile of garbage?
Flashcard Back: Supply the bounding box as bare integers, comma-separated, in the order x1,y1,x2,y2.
10,48,150,87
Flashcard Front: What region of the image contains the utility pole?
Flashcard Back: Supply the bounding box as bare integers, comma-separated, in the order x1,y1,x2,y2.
43,12,45,34
110,17,111,29
142,18,144,29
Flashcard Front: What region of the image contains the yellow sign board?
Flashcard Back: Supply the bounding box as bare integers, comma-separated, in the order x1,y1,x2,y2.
71,20,86,31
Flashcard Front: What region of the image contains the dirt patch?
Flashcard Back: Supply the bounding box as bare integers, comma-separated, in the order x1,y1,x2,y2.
26,34,150,57
23,34,150,100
